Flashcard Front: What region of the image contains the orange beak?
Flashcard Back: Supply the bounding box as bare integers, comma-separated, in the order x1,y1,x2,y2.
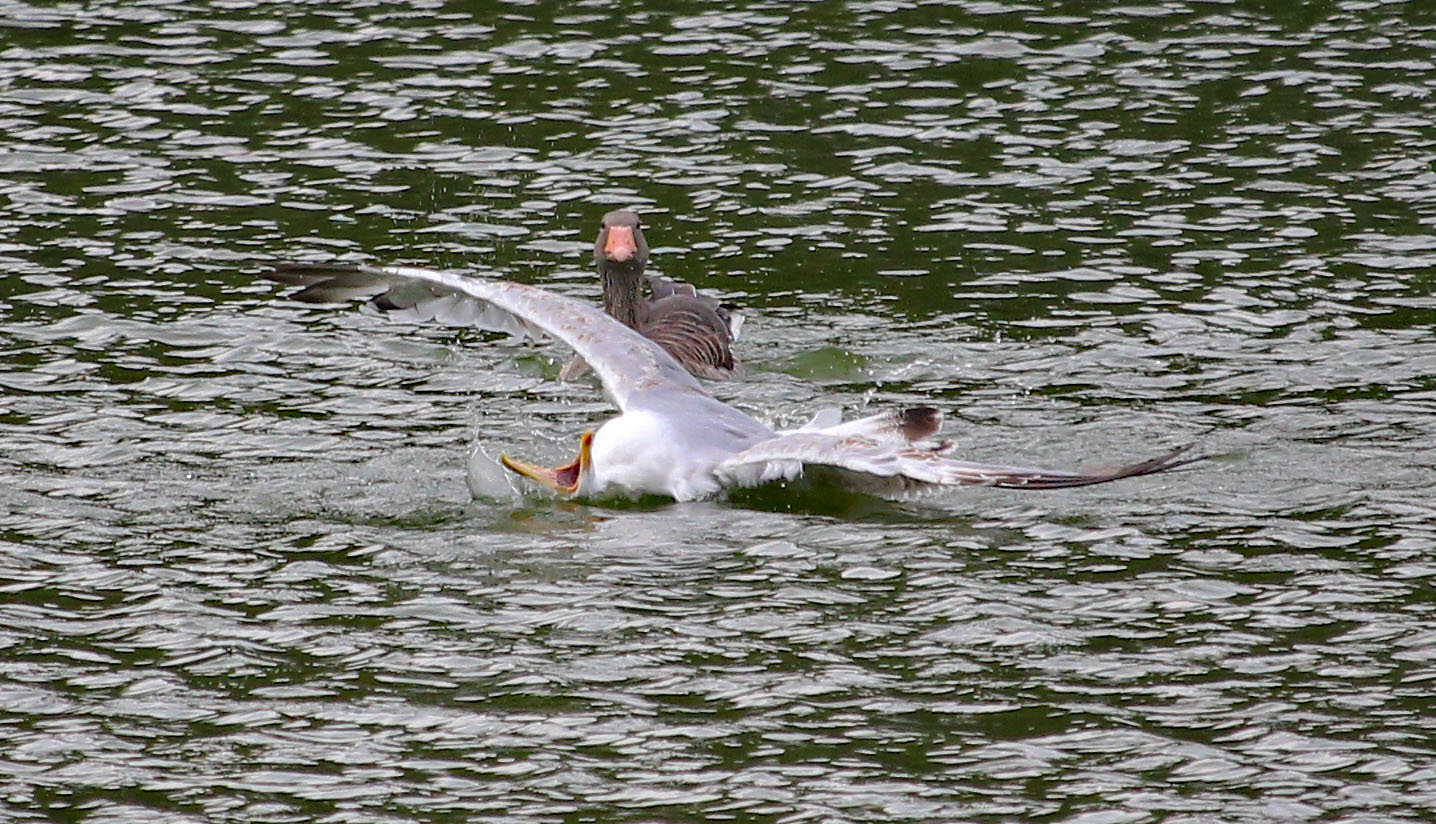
603,225,638,263
500,431,594,496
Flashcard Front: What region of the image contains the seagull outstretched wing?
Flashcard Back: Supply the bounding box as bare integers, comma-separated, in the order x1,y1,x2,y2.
717,434,1203,496
264,263,707,413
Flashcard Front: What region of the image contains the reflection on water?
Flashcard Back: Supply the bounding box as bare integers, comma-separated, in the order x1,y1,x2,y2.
4,1,1436,821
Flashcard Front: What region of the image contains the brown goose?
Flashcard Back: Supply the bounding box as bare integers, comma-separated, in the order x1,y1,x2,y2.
561,210,744,382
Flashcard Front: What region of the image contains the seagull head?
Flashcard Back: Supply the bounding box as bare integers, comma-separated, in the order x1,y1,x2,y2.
500,430,597,498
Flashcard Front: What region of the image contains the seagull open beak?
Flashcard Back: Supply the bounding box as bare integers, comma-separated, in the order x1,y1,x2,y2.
603,225,637,263
500,430,594,496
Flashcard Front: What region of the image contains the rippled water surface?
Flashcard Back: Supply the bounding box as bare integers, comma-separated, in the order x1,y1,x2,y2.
4,1,1436,821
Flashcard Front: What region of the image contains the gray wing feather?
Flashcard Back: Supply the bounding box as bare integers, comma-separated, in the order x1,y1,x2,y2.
797,407,943,444
646,276,696,300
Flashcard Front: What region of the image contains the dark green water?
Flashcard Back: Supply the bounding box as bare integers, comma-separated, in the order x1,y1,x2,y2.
3,1,1435,821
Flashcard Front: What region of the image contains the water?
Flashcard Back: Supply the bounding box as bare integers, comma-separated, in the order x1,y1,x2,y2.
3,1,1436,821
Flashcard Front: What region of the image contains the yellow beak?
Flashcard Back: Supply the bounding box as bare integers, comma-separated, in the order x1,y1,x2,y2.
500,430,594,496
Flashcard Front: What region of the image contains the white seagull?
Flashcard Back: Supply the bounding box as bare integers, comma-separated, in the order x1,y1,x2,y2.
260,263,1204,501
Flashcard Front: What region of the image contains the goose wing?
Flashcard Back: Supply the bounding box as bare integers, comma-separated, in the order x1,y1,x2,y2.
262,263,707,412
716,434,1203,495
646,274,743,338
641,275,745,380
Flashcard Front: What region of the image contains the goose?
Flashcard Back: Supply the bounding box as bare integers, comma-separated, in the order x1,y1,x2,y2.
560,210,743,381
259,263,1204,501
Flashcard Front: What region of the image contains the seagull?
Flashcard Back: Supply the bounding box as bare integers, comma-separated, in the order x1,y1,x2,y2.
259,263,1205,502
561,209,744,382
